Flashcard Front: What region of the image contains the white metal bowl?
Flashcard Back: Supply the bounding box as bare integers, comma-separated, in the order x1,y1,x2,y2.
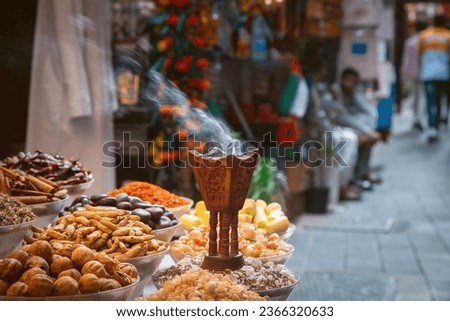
28,196,69,227
120,248,169,298
0,219,37,258
0,276,139,301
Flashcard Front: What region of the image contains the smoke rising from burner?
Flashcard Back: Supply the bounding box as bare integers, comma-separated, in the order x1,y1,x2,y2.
141,71,254,156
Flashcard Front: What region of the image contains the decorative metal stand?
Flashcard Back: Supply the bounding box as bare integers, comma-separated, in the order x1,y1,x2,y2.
189,148,259,271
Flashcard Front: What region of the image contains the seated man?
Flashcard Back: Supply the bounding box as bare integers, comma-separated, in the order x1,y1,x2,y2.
324,67,382,190
306,61,361,201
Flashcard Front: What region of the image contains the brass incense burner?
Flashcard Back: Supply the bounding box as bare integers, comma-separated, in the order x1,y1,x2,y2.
189,148,259,271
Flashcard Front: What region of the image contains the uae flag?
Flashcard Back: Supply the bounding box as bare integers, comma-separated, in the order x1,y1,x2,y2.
278,58,309,118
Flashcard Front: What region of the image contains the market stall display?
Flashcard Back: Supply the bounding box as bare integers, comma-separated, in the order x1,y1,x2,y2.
146,269,268,301
27,205,168,297
181,198,295,240
67,193,180,242
0,193,37,258
153,256,300,301
108,181,191,209
1,151,93,204
0,150,94,200
0,166,69,227
170,223,294,265
0,241,139,300
1,151,92,186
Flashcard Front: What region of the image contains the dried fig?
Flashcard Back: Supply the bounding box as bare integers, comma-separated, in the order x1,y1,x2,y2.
54,276,80,296
81,260,108,279
20,267,46,284
8,250,29,266
0,258,24,283
0,280,9,295
25,256,49,274
58,269,81,282
28,240,53,264
71,246,95,268
99,278,121,291
79,273,100,294
6,282,28,297
50,257,74,276
27,274,54,297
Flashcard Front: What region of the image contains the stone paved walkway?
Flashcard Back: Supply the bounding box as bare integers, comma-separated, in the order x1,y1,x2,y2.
287,103,450,301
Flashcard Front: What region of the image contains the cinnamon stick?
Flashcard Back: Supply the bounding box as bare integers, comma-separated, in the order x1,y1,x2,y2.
37,175,59,188
0,170,10,195
11,189,52,197
0,166,20,180
12,195,48,204
25,175,55,193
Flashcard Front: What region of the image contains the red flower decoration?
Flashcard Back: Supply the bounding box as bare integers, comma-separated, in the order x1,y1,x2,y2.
197,79,210,91
193,36,206,48
166,15,179,27
185,15,198,28
195,58,208,69
175,60,190,73
156,36,173,52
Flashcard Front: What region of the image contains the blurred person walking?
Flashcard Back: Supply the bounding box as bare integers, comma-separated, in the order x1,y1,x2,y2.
402,21,428,130
418,15,450,143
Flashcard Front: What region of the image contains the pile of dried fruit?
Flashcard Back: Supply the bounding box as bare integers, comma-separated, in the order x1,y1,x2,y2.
170,223,293,261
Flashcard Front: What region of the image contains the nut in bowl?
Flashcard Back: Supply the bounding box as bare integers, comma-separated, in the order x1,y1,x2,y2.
255,272,300,301
0,277,139,301
0,241,140,300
